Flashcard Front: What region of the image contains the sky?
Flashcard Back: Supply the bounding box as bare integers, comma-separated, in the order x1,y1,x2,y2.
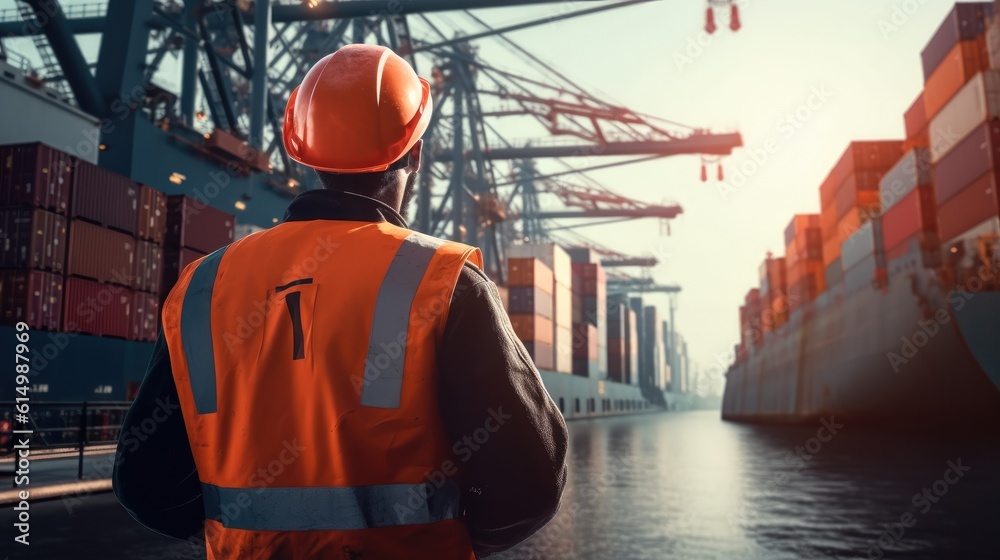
0,0,970,391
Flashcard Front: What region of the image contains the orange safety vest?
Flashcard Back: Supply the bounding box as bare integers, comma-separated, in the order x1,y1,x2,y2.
161,219,483,560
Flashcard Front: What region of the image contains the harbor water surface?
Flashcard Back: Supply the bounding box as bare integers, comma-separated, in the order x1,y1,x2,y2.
496,410,1000,560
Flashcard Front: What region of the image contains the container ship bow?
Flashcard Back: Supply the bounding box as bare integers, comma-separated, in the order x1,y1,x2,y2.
723,2,1000,425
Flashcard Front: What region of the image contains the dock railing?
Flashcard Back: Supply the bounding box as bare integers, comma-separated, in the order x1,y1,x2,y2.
0,401,130,480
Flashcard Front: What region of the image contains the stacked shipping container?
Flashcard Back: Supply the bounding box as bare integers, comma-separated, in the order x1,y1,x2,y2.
758,254,788,331
879,148,941,277
784,214,824,310
571,261,607,378
507,257,555,370
819,141,903,287
733,3,1000,356
507,243,573,373
0,142,236,343
160,194,235,294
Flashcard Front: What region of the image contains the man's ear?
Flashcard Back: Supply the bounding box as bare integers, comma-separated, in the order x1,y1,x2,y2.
408,139,423,172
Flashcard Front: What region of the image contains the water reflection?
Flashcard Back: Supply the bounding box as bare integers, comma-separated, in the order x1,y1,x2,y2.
496,410,1000,560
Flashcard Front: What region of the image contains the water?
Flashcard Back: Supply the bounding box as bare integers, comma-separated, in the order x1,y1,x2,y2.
495,410,1000,560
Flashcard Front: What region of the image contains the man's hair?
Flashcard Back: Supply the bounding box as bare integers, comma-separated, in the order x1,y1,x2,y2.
315,152,412,193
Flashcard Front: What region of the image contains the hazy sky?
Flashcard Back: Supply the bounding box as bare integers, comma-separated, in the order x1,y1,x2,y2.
2,0,968,388
471,0,965,385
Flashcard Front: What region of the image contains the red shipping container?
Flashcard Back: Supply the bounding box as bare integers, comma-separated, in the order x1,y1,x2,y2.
820,141,904,206
162,247,207,296
131,291,160,342
937,171,1000,243
0,269,62,331
607,337,626,381
0,143,73,214
507,257,554,292
71,160,139,234
134,240,164,294
571,262,606,296
136,185,167,243
921,2,993,81
63,276,132,338
881,186,938,252
932,120,1000,205
904,93,928,139
166,195,235,254
924,39,989,120
67,220,135,285
0,207,67,272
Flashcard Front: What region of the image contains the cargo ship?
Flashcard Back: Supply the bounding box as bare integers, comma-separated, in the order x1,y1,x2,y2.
723,2,1000,424
0,54,694,423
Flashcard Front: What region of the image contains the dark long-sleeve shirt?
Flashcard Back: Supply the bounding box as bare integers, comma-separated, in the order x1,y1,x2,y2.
113,188,569,558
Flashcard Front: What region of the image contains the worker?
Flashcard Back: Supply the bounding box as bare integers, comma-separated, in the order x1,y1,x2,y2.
113,44,568,559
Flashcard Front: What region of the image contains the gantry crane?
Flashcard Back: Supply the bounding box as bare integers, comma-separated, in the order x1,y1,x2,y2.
1,0,743,281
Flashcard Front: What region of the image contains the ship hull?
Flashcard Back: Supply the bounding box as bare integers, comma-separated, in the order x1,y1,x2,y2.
722,269,1000,424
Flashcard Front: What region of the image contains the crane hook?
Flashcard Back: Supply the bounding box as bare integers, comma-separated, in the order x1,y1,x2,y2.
705,7,717,34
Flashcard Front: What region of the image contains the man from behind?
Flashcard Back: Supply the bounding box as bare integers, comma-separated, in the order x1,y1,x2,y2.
114,44,568,559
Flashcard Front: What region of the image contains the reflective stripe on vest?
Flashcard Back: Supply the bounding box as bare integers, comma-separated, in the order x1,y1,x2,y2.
180,245,231,415
202,479,462,531
361,232,445,409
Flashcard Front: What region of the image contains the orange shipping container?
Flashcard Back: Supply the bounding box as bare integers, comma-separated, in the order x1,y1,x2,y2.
924,38,989,120
819,141,905,206
507,257,553,293
509,313,554,345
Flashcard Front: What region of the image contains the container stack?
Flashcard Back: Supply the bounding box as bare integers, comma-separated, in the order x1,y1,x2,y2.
929,72,1000,260
629,297,646,384
68,159,149,341
921,3,991,124
161,195,235,295
571,261,607,378
758,255,787,332
507,243,573,373
0,143,169,342
819,141,904,287
507,257,555,370
607,300,627,383
626,305,638,385
841,220,886,293
0,144,71,331
642,306,665,390
784,214,824,310
879,148,940,277
743,288,762,348
920,5,1000,262
661,321,674,391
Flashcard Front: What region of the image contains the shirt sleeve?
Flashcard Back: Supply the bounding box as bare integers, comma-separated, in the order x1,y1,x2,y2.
112,332,205,540
437,265,570,558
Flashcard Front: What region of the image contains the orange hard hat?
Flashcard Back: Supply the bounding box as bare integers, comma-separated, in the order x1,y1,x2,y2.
282,44,433,173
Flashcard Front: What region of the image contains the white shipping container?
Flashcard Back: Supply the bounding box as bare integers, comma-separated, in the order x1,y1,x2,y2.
879,148,932,211
554,324,573,374
930,70,1000,163
841,221,880,271
554,283,573,328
